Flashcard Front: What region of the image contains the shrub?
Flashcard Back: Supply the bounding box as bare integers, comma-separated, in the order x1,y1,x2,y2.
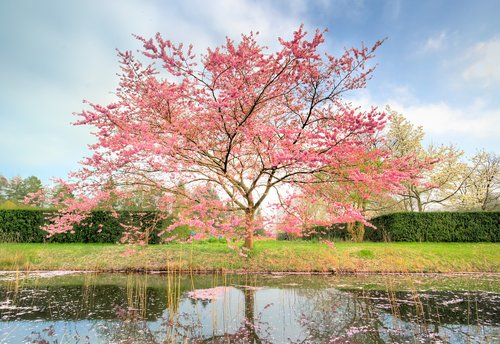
0,209,168,243
278,212,499,242
304,224,350,241
365,212,500,242
276,232,294,241
161,224,192,242
277,224,349,241
0,209,47,242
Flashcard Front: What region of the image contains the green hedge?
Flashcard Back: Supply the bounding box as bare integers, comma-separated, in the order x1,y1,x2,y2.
279,212,499,242
365,212,499,242
0,209,170,243
3,210,499,243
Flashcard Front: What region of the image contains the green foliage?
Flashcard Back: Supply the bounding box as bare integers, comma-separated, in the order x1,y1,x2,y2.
277,225,349,241
364,212,500,242
276,232,292,241
0,200,22,210
0,175,43,205
206,236,228,244
280,212,499,242
161,224,192,241
307,224,350,241
0,209,168,243
351,249,375,259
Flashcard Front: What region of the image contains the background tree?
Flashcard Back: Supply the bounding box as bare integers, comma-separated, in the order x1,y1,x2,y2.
283,123,430,242
120,187,164,210
453,151,499,211
0,175,7,203
0,175,43,207
384,108,469,212
43,27,418,248
274,145,424,242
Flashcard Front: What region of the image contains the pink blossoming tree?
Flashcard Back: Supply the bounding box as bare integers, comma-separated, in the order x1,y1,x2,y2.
43,27,421,248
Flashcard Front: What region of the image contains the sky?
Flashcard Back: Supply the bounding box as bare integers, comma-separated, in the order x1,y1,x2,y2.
1,0,499,184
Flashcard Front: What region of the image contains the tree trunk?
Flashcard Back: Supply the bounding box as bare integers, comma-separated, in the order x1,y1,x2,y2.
243,210,255,249
355,200,366,242
244,288,262,343
346,222,356,242
410,184,423,212
482,180,491,211
347,221,365,242
355,222,365,242
244,233,254,249
416,195,423,212
144,225,150,245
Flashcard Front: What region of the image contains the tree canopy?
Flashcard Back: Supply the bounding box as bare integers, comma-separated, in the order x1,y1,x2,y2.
42,27,422,248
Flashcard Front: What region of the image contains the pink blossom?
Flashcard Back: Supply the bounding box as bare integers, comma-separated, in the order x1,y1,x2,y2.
33,27,427,248
187,287,229,300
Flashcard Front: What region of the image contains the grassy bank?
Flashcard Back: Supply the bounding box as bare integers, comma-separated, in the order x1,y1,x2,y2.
0,241,498,273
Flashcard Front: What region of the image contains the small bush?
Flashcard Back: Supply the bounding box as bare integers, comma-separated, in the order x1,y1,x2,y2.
276,224,349,241
160,224,193,242
207,236,228,244
276,232,297,241
351,249,375,259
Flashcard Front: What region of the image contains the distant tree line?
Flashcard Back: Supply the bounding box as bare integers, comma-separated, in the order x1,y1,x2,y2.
0,175,43,208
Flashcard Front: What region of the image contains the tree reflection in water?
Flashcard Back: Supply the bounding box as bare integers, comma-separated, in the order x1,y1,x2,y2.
93,286,269,343
292,286,499,343
95,286,498,343
2,273,498,343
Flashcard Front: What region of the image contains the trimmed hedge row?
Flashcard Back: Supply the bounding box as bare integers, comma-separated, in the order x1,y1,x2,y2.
2,210,499,243
365,212,500,242
0,209,169,243
280,212,500,242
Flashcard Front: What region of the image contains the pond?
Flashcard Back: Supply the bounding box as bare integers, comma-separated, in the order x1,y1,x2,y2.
0,271,498,343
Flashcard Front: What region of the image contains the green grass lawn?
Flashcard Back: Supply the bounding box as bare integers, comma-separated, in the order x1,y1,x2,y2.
0,240,498,273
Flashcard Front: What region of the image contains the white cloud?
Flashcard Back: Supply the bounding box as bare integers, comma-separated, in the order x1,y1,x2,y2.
387,100,500,155
422,31,447,53
104,0,308,55
389,101,499,138
349,89,500,154
462,37,500,87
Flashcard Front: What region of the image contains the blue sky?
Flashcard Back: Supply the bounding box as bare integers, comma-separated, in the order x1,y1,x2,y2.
1,0,499,184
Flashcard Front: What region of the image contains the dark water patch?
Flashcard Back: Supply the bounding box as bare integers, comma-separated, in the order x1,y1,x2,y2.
0,273,498,343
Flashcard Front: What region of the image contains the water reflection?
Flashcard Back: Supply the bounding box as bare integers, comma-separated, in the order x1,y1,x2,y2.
0,272,498,343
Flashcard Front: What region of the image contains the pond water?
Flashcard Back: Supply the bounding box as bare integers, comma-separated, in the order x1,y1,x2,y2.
0,271,498,343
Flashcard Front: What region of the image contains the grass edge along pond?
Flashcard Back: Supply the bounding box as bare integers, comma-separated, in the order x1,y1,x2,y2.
0,241,498,273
